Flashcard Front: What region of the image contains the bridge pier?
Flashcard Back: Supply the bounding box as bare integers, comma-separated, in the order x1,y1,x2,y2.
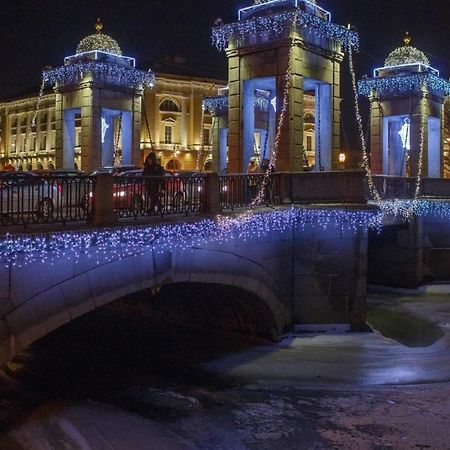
292,220,368,329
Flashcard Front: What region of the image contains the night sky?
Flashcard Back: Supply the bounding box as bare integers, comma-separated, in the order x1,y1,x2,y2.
1,0,450,145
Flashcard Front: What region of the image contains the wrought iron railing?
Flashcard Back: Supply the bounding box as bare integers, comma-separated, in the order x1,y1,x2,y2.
219,173,280,210
370,175,417,200
0,172,92,226
113,173,206,218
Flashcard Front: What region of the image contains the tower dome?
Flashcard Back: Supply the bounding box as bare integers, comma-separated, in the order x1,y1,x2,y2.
384,32,429,67
76,18,122,56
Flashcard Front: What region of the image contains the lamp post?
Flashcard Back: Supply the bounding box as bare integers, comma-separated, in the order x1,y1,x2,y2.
339,152,346,170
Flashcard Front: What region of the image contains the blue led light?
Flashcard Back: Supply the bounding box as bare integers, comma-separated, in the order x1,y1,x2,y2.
0,208,382,267
211,7,359,51
43,61,156,89
358,73,450,97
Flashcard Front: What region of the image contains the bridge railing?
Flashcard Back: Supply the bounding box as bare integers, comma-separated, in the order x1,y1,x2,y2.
219,173,281,210
370,175,450,199
112,173,206,218
0,172,92,226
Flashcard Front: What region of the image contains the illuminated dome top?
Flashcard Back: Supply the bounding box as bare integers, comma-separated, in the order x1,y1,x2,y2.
76,19,122,56
384,32,429,67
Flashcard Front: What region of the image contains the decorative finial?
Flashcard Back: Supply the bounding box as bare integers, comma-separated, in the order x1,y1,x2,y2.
95,18,103,34
403,32,411,46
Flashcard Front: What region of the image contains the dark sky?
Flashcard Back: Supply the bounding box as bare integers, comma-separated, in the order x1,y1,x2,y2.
1,0,450,145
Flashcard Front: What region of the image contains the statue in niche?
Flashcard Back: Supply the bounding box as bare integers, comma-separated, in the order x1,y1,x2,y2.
101,117,110,144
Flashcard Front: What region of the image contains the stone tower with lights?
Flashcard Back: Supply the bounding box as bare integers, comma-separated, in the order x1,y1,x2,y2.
44,19,155,172
208,0,357,173
359,33,450,178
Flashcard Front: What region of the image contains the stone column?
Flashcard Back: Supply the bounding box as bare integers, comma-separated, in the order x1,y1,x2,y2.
46,109,52,152
54,91,64,169
369,95,383,174
154,94,160,146
227,54,241,173
242,79,255,169
132,89,143,167
181,97,188,148
332,59,342,169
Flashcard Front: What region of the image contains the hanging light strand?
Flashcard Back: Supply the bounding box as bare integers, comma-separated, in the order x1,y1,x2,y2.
348,45,381,202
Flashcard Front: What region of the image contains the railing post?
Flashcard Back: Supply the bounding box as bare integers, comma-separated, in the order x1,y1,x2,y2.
89,173,117,226
277,172,292,204
203,172,220,214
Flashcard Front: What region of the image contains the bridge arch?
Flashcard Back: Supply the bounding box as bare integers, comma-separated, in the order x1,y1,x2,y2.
0,244,290,365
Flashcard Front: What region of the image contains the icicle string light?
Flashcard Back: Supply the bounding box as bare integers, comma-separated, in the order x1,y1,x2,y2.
358,73,450,98
211,7,359,51
0,207,383,267
43,62,156,89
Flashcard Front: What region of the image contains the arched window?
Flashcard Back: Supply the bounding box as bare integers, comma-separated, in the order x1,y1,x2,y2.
160,99,180,112
47,162,55,171
203,160,212,172
166,159,181,171
303,112,315,124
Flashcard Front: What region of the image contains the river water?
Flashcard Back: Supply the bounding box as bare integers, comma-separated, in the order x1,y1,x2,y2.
1,287,450,449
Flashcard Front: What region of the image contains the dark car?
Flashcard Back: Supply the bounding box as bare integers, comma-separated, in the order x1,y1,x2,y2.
91,165,140,176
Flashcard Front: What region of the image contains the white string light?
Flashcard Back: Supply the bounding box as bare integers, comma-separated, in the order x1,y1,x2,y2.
0,207,383,268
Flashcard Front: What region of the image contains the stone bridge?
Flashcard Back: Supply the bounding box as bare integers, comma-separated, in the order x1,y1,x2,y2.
0,207,373,365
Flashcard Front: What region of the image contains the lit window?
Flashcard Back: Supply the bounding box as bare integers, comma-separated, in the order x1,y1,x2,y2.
164,126,172,144
40,113,47,132
307,135,312,152
160,99,180,112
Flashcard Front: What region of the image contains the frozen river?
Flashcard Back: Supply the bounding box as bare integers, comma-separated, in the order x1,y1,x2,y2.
1,286,449,449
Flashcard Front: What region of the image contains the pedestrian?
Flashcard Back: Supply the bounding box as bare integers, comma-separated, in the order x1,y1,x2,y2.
247,156,260,202
142,152,165,213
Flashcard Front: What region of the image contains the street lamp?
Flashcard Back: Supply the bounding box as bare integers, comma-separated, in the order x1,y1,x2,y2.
339,152,346,169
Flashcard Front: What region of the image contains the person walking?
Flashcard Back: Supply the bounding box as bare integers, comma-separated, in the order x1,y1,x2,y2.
247,156,260,203
142,152,165,213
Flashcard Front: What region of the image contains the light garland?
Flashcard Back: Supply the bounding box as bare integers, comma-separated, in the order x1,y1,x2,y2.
348,45,381,202
76,33,122,56
211,7,359,51
203,92,270,116
203,96,228,115
43,62,156,89
373,199,450,221
384,46,429,67
358,73,450,97
0,207,383,267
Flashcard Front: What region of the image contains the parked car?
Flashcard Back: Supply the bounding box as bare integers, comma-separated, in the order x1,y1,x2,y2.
118,169,187,209
0,171,62,222
90,165,140,176
34,169,91,212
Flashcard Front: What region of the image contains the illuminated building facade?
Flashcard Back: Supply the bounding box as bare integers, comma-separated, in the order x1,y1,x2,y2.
359,33,450,178
0,21,224,172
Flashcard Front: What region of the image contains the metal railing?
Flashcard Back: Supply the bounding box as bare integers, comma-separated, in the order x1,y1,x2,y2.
0,172,92,226
370,175,417,200
370,175,450,200
113,173,206,218
219,173,281,210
